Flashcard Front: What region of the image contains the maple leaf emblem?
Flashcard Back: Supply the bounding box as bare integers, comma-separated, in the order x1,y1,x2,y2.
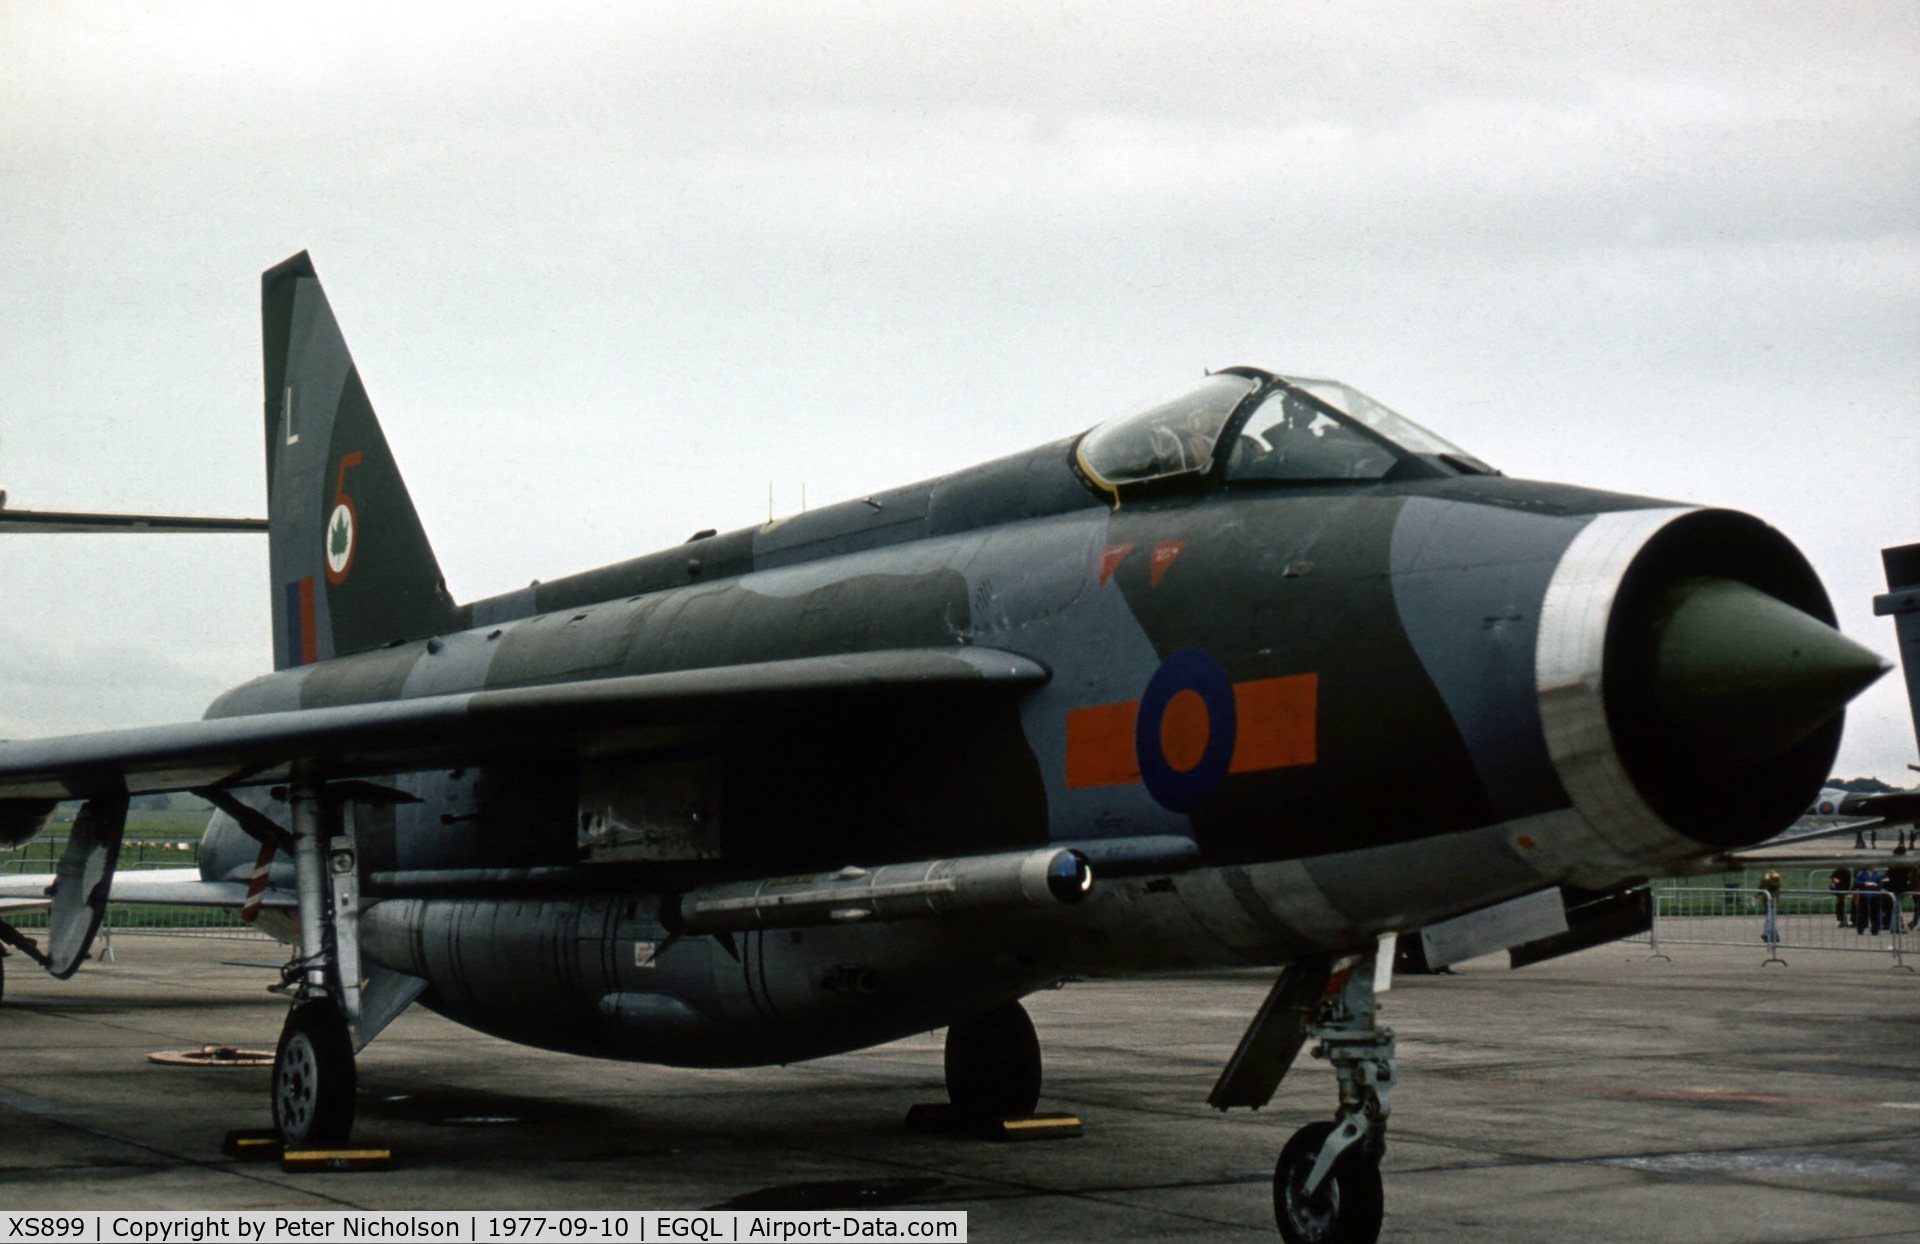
330,509,350,558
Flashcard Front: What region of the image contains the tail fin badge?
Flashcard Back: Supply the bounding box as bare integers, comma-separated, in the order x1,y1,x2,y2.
324,452,365,584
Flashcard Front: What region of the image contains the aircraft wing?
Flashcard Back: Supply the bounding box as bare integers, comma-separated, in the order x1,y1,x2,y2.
0,647,1047,801
0,509,267,533
1842,791,1920,824
1754,818,1884,847
0,868,292,911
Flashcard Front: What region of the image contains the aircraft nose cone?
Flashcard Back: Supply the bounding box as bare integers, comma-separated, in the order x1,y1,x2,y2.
1649,577,1891,759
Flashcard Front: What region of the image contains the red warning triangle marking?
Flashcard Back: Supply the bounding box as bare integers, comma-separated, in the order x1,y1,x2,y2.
1150,540,1188,587
1098,543,1135,586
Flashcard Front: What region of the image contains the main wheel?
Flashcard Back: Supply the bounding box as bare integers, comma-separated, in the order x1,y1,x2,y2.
273,1000,356,1146
1273,1121,1384,1244
944,999,1042,1119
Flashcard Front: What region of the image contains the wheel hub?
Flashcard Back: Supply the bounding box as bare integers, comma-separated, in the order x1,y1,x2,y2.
276,1032,318,1137
1283,1172,1339,1240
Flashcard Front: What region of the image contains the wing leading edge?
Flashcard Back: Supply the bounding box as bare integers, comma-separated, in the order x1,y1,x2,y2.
0,510,267,534
0,648,1048,802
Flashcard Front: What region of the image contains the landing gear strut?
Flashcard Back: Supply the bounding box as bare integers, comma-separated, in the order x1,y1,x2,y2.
944,999,1042,1120
1272,952,1393,1244
269,780,367,1146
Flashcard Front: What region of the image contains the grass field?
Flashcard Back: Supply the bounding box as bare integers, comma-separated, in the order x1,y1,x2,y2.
2,826,205,872
2,804,244,932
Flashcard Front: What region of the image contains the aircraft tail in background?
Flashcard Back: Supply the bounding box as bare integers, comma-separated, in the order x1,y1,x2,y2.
1876,542,1920,772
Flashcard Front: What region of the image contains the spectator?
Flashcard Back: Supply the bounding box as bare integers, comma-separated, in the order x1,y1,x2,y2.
1759,870,1782,945
1830,866,1852,927
1855,867,1886,936
1889,866,1916,935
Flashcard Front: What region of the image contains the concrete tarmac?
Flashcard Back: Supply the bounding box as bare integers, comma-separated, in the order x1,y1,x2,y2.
2,935,1918,1242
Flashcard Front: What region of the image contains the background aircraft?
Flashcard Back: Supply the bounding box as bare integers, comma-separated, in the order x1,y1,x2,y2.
0,509,264,534
0,255,1894,1244
1807,783,1920,825
0,451,265,534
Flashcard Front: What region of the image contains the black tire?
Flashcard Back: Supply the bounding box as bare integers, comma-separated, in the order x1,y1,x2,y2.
0,953,7,1006
1273,1121,1384,1244
944,999,1042,1120
273,1000,356,1146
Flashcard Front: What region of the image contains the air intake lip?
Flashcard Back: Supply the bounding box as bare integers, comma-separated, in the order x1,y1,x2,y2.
1600,510,1878,849
1538,506,1886,863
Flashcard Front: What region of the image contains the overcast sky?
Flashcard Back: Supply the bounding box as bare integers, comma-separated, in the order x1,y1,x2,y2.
3,2,1916,782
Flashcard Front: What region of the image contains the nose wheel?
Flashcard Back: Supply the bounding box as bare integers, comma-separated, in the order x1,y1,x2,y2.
1274,1120,1384,1244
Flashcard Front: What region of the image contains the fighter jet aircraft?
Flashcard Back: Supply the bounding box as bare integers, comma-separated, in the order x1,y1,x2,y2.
0,253,1893,1244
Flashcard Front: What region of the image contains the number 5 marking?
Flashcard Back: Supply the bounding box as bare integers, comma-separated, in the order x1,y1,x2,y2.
324,451,365,585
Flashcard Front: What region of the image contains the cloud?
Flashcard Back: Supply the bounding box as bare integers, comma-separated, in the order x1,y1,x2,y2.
2,1,1915,780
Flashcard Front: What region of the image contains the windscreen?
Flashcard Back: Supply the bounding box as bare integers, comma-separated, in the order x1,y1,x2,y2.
1280,376,1482,463
1226,387,1401,483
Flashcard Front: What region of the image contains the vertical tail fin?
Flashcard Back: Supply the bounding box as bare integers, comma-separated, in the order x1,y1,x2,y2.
261,252,459,669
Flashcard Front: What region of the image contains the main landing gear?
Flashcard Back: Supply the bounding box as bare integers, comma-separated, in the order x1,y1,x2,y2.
1208,948,1396,1244
909,998,1079,1140
266,780,368,1147
944,999,1043,1120
273,999,357,1145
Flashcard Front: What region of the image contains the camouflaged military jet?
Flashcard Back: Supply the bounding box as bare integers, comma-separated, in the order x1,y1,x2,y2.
0,253,1893,1243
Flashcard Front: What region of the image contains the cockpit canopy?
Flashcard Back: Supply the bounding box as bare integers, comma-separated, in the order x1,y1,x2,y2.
1074,369,1491,497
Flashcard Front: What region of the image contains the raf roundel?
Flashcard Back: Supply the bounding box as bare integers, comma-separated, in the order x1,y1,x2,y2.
325,501,356,582
1134,648,1238,812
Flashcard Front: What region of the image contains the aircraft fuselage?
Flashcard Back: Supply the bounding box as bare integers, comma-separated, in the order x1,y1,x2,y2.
197,443,1845,1066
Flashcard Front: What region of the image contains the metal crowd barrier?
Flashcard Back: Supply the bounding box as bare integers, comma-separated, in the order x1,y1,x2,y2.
1638,887,1916,971
3,836,272,942
0,903,272,941
103,906,274,940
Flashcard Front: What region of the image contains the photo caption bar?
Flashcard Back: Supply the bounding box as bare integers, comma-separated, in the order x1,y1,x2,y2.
1,1213,967,1244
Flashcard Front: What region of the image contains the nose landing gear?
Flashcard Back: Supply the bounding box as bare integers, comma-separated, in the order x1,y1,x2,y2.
1272,953,1393,1244
1209,948,1396,1244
